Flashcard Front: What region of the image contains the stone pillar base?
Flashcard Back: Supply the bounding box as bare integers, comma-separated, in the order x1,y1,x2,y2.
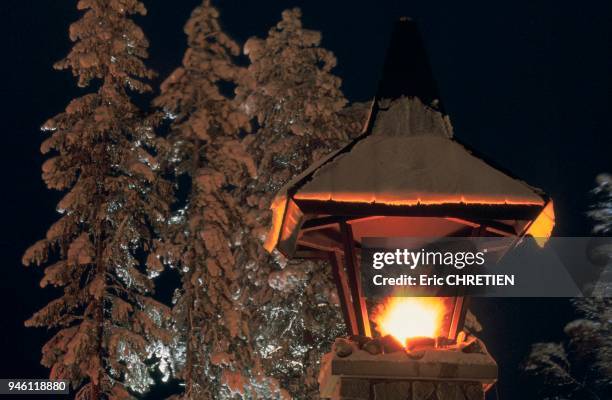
319,335,496,400
335,378,484,400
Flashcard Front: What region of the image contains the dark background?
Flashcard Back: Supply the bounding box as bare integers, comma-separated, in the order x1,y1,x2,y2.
1,0,610,399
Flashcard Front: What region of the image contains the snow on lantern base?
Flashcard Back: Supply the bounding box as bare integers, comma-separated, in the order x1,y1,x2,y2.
318,333,496,400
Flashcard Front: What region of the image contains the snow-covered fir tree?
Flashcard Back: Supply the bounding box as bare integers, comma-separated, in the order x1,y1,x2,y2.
523,174,612,400
236,8,360,398
22,1,174,399
150,1,266,398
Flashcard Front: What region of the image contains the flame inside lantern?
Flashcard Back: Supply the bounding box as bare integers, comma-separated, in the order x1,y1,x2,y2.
372,297,446,346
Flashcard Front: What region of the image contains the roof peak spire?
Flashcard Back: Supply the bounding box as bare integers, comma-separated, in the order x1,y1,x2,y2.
375,17,442,111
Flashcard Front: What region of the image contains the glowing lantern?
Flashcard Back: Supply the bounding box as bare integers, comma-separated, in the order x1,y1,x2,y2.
264,17,554,344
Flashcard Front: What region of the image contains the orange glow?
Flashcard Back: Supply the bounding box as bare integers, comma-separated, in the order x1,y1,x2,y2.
372,297,446,346
264,195,287,253
293,191,545,206
265,193,551,254
525,200,555,247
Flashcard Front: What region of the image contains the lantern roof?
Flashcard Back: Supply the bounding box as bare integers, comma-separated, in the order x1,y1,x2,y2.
292,96,545,207
264,17,554,256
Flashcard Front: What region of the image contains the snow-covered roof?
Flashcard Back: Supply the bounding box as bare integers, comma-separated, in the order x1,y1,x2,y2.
264,18,553,255
293,97,545,207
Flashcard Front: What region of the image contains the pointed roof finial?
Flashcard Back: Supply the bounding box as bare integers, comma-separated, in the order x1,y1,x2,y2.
376,17,442,111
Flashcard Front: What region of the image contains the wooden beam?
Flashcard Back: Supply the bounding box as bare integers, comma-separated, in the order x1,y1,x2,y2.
340,221,371,337
448,296,469,340
296,200,542,221
329,251,359,336
301,215,348,232
449,224,488,339
445,217,518,236
296,238,339,253
448,225,483,339
293,250,329,259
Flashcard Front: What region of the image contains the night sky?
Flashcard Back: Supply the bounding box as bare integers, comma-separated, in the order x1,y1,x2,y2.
1,1,610,399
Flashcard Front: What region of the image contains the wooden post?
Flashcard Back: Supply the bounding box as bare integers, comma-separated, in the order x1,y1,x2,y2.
329,251,360,336
449,225,485,339
340,221,371,337
448,296,469,340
